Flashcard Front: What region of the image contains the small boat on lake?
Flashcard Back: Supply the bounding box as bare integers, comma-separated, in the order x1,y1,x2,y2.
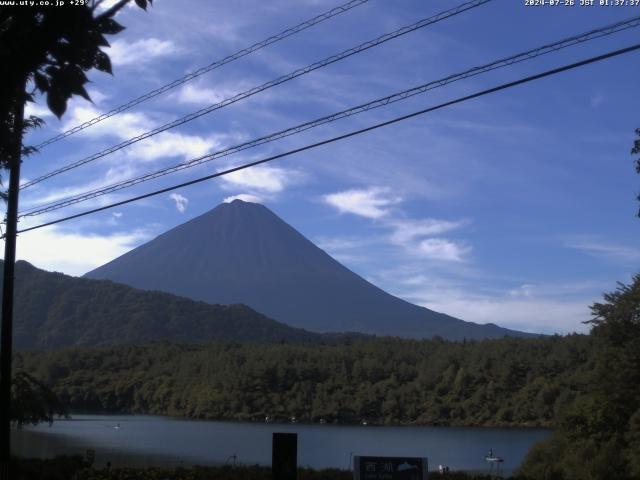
485,448,503,463
485,448,504,476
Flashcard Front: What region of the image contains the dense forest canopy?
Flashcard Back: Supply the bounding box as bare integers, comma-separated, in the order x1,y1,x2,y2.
518,274,640,480
10,372,66,428
16,334,591,428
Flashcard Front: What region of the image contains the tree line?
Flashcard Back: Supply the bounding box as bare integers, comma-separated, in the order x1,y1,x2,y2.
518,274,640,480
15,333,591,428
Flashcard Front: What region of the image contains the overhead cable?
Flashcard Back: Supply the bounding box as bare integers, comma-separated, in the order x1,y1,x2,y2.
13,42,640,236
19,15,640,218
33,0,370,149
21,0,493,189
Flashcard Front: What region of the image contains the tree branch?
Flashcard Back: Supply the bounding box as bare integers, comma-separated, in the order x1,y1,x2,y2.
96,0,131,20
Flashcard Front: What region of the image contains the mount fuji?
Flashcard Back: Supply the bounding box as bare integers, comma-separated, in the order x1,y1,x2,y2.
85,200,529,340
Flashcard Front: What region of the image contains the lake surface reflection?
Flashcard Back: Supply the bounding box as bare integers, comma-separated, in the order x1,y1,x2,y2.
13,415,550,475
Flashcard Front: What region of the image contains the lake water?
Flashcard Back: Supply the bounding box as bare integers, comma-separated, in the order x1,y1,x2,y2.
12,415,550,475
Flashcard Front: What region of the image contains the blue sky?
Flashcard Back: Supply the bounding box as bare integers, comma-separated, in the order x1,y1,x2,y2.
11,0,640,334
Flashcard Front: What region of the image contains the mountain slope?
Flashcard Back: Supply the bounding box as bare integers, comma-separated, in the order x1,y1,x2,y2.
1,260,323,350
85,200,529,340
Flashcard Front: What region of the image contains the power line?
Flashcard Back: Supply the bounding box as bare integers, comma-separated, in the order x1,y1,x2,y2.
21,0,493,190
33,0,370,150
18,15,640,218
22,15,638,216
13,42,640,237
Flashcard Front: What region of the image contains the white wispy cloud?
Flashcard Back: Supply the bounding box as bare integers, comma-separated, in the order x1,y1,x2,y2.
315,236,380,252
322,186,471,263
323,187,401,219
12,226,149,276
223,193,263,203
169,193,188,212
59,104,222,164
424,296,591,334
19,163,138,210
61,105,151,139
127,131,220,162
108,38,179,67
176,84,230,105
509,284,535,298
95,0,139,13
566,239,640,263
24,102,54,119
107,211,124,226
221,165,300,193
175,83,248,106
173,80,276,108
388,218,468,245
416,238,470,262
393,275,593,334
86,88,109,106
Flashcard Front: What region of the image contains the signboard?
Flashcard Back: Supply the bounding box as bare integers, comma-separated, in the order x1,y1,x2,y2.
272,432,297,480
354,456,428,480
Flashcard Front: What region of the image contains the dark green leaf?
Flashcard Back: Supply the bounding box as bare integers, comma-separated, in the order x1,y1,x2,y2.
93,50,112,74
98,18,125,35
134,0,147,10
94,32,110,48
56,66,91,101
33,72,49,92
75,84,92,102
23,115,45,131
46,91,67,119
45,65,58,76
21,145,38,157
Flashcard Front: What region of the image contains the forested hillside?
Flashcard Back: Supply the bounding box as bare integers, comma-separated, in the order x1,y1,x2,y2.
518,275,640,480
16,335,591,427
2,260,325,349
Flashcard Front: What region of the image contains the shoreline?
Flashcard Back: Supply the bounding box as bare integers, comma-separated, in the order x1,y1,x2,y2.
9,457,507,480
13,415,547,475
57,410,554,430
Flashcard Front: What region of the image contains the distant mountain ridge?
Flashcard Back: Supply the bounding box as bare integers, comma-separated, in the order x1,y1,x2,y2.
85,200,530,340
1,260,326,350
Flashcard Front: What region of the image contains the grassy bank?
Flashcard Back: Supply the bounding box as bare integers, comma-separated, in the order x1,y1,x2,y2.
11,456,514,480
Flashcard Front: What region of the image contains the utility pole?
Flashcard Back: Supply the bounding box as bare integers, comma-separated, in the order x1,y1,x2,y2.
0,80,25,479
